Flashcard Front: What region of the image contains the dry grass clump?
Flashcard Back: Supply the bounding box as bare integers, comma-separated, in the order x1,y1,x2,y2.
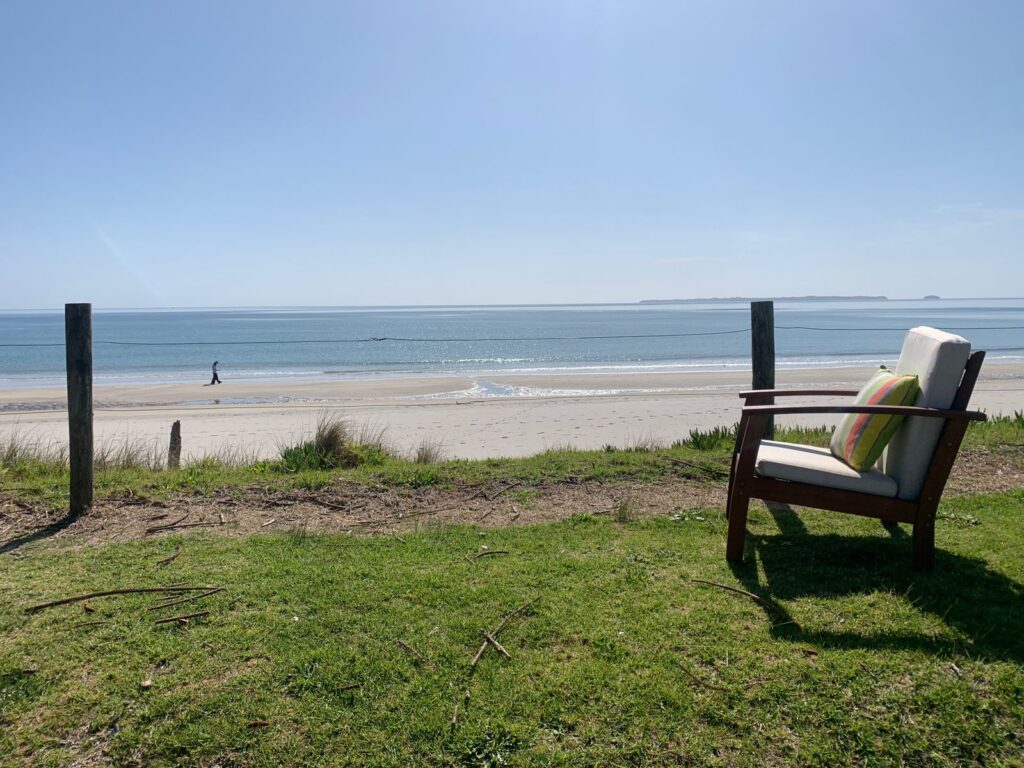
411,437,446,464
93,436,165,471
1,429,68,470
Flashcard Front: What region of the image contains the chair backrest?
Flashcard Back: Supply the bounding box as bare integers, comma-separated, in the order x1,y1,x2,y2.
881,327,971,500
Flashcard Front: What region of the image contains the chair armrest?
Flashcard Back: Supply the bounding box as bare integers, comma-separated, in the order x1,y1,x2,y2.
741,404,987,422
739,388,859,399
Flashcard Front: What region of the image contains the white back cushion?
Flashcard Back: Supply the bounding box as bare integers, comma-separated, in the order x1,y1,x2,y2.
881,327,970,500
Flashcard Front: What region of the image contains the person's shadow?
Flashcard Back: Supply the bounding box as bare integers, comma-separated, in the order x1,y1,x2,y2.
727,502,1024,663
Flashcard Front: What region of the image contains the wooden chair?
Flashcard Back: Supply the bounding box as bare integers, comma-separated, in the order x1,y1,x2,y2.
726,327,987,571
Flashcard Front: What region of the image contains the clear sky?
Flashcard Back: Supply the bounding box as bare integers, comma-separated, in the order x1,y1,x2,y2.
1,1,1022,309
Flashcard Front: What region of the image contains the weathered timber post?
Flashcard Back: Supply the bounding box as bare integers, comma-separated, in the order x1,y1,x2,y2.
750,300,775,439
65,303,93,517
168,420,182,470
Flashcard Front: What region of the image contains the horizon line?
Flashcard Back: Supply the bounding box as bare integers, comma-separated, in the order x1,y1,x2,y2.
3,296,1024,313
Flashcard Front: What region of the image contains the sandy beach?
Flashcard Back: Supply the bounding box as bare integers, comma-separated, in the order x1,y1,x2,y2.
1,364,1021,461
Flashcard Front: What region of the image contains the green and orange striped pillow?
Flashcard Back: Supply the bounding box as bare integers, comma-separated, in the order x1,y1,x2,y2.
830,367,920,471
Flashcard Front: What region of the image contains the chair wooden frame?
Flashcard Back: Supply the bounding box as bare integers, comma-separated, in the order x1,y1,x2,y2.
725,351,987,571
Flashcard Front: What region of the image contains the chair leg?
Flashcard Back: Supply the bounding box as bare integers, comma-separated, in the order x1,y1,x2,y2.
912,515,935,572
725,455,738,519
726,491,750,562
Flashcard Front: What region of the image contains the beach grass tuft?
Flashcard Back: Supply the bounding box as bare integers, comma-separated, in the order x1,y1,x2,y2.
681,424,737,451
411,437,446,464
277,414,393,472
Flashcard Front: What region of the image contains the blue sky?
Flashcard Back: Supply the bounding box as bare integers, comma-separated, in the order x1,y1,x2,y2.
1,1,1022,308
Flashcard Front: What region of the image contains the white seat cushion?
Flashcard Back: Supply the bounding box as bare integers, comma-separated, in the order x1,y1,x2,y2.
756,440,898,497
880,327,970,500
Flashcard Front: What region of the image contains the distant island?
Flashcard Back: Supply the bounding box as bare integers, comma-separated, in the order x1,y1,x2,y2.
923,295,941,300
639,296,888,304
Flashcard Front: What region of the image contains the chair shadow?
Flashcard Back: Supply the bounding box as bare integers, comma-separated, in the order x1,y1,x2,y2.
726,502,1024,663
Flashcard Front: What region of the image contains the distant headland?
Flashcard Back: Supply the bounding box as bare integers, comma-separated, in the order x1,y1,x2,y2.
638,296,888,304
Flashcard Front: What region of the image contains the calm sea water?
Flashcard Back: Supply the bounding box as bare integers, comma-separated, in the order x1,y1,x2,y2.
1,300,1023,390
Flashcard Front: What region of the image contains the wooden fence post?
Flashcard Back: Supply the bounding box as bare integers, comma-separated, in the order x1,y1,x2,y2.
65,303,93,517
168,420,181,470
750,300,775,439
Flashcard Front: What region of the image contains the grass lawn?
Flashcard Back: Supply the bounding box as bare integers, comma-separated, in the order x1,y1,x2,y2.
2,488,1023,767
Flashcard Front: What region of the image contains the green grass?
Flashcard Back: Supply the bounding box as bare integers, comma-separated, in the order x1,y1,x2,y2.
2,490,1023,767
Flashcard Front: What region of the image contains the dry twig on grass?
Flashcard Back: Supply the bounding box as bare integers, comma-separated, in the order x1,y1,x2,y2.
465,550,511,564
396,638,430,666
156,545,182,567
261,518,276,528
149,587,225,612
470,596,541,668
451,688,472,727
146,522,219,535
153,610,210,625
689,578,789,620
483,632,512,659
145,514,189,533
25,586,221,613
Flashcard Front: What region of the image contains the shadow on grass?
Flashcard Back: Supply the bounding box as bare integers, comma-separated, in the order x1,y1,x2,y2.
0,508,79,556
728,502,1024,662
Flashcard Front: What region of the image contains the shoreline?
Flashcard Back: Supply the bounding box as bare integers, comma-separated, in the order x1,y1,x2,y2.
2,364,1022,460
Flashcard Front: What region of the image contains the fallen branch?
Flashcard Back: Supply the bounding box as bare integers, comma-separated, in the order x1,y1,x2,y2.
154,610,210,625
149,587,225,611
156,545,182,567
261,518,277,528
689,579,788,620
26,586,220,613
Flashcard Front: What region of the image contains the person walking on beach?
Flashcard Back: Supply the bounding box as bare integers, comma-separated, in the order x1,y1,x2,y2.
210,360,221,385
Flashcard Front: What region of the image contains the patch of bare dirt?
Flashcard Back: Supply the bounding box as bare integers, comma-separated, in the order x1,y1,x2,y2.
1,449,1021,552
1,475,724,551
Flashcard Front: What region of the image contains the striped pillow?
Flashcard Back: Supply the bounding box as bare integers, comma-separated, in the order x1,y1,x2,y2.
830,367,920,471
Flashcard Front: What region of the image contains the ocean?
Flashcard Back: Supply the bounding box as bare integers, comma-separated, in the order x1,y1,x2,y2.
1,299,1023,390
